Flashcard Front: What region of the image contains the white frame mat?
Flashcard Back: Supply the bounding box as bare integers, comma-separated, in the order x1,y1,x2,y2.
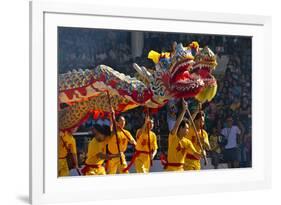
30,1,272,204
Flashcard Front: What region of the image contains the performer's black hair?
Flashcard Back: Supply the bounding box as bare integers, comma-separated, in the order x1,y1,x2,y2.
92,124,111,136
142,116,154,125
178,118,189,131
115,115,124,122
226,115,234,121
194,111,205,121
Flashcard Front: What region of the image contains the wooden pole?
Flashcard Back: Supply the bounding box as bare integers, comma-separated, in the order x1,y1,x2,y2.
183,99,207,165
146,108,153,166
76,168,82,176
198,102,206,162
106,91,123,165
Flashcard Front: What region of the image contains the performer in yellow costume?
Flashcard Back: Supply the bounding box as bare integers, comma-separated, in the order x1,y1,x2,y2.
132,115,158,173
81,124,121,175
165,100,202,171
184,111,210,170
124,115,158,173
107,115,136,174
58,129,78,176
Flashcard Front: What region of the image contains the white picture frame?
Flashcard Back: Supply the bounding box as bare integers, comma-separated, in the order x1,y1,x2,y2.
30,0,272,204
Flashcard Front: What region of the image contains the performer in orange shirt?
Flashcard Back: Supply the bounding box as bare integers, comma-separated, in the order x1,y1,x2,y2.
107,115,136,174
81,124,121,175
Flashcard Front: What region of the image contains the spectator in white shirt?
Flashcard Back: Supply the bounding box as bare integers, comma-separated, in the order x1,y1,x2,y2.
221,116,241,168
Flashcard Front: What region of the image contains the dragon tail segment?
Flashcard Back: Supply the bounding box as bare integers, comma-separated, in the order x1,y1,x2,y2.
58,93,138,131
59,100,91,132
59,65,153,105
58,68,99,104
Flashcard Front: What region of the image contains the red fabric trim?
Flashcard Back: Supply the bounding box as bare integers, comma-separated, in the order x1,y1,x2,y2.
60,102,138,132
185,153,200,160
60,111,91,132
104,160,109,173
160,153,168,165
81,163,103,175
160,153,184,169
116,103,130,113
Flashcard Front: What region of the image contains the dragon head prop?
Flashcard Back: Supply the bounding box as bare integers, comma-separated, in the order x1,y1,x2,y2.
135,42,218,106
193,46,218,102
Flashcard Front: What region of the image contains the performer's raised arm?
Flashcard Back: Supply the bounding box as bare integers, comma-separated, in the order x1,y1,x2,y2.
170,100,188,136
108,105,115,132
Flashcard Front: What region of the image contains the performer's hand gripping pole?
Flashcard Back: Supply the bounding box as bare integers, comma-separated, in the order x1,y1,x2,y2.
183,99,208,166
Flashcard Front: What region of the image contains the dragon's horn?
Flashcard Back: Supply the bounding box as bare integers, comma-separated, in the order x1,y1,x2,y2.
133,63,153,82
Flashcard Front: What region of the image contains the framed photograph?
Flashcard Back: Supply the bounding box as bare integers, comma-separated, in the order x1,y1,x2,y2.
30,0,272,204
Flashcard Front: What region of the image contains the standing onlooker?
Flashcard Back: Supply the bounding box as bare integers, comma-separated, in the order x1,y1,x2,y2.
221,116,241,168
242,130,252,167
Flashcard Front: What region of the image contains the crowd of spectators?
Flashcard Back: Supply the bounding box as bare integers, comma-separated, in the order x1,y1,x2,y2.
59,27,252,168
59,27,133,74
